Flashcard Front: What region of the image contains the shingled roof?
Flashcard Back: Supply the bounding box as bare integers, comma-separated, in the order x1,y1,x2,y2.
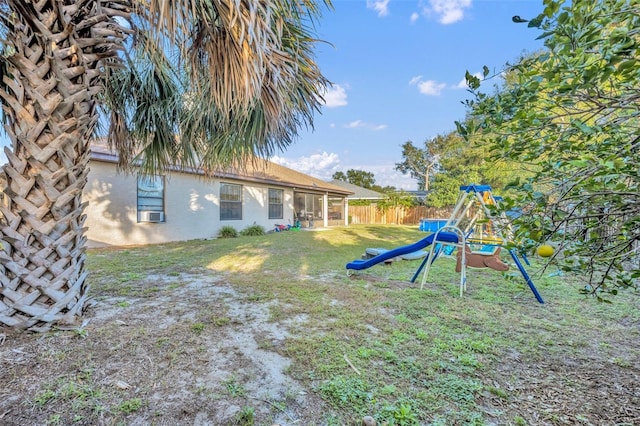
329,180,385,200
90,143,352,196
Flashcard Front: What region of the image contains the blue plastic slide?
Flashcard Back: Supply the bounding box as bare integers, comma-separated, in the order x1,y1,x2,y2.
346,231,459,271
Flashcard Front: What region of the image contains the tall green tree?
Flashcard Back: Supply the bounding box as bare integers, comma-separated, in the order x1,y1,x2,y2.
333,168,394,194
0,0,331,331
332,171,347,181
460,0,639,295
432,131,527,207
398,131,523,207
395,136,449,191
347,169,376,188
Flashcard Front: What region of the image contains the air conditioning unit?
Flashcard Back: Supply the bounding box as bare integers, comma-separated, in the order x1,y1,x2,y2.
140,211,165,223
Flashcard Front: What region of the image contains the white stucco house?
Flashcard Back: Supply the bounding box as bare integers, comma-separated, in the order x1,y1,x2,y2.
83,144,352,247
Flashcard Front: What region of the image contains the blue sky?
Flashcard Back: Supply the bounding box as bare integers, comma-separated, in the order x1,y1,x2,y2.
0,0,546,190
272,0,547,189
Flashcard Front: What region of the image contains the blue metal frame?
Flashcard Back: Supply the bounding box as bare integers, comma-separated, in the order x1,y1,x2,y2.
509,249,544,304
459,184,493,193
411,244,441,283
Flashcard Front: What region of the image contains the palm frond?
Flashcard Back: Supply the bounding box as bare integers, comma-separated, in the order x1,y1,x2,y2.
102,0,331,174
101,31,190,176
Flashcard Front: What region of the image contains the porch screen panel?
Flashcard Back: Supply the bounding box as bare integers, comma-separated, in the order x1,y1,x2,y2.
328,197,344,220
295,192,324,220
294,193,306,220
305,194,323,219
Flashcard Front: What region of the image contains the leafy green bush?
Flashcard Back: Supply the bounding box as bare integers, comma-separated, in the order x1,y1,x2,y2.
349,199,373,206
217,226,238,239
240,224,266,236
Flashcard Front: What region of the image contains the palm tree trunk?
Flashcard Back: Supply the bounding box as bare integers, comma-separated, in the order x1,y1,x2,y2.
0,0,128,331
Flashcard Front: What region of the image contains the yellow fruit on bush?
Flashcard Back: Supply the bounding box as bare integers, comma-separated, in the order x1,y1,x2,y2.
537,244,554,258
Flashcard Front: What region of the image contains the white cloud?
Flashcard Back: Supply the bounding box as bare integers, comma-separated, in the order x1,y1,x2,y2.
409,76,446,96
270,152,341,180
410,12,420,23
271,154,419,190
428,0,472,24
352,164,419,190
345,120,365,129
418,80,446,96
344,120,387,131
367,0,390,17
415,0,472,25
408,75,423,85
455,72,483,89
322,84,348,108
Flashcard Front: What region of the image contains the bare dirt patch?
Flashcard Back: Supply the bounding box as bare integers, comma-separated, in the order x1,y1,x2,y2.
0,272,328,425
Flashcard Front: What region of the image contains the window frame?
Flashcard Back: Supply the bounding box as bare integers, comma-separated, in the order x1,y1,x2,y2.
268,188,284,220
220,182,243,221
137,174,165,222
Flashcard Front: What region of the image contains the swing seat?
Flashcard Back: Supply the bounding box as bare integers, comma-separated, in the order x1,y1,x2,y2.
456,246,509,272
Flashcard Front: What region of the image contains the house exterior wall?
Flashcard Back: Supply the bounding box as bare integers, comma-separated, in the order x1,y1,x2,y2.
83,161,295,247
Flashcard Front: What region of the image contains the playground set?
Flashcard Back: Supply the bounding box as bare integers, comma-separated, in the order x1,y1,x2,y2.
346,185,544,304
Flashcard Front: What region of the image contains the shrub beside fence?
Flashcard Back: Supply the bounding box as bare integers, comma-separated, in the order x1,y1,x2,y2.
348,205,453,225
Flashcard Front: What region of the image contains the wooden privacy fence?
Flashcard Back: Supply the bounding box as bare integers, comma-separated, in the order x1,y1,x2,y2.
348,205,453,225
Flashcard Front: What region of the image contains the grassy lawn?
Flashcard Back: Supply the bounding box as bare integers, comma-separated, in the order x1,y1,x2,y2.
2,225,638,425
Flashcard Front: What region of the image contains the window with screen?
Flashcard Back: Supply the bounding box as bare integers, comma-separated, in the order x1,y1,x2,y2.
220,183,242,220
137,175,165,222
268,189,284,219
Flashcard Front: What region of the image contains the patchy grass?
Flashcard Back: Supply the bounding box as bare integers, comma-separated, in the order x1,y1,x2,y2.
1,225,638,425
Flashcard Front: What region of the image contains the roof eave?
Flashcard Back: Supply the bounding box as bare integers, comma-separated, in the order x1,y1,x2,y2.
89,151,352,196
